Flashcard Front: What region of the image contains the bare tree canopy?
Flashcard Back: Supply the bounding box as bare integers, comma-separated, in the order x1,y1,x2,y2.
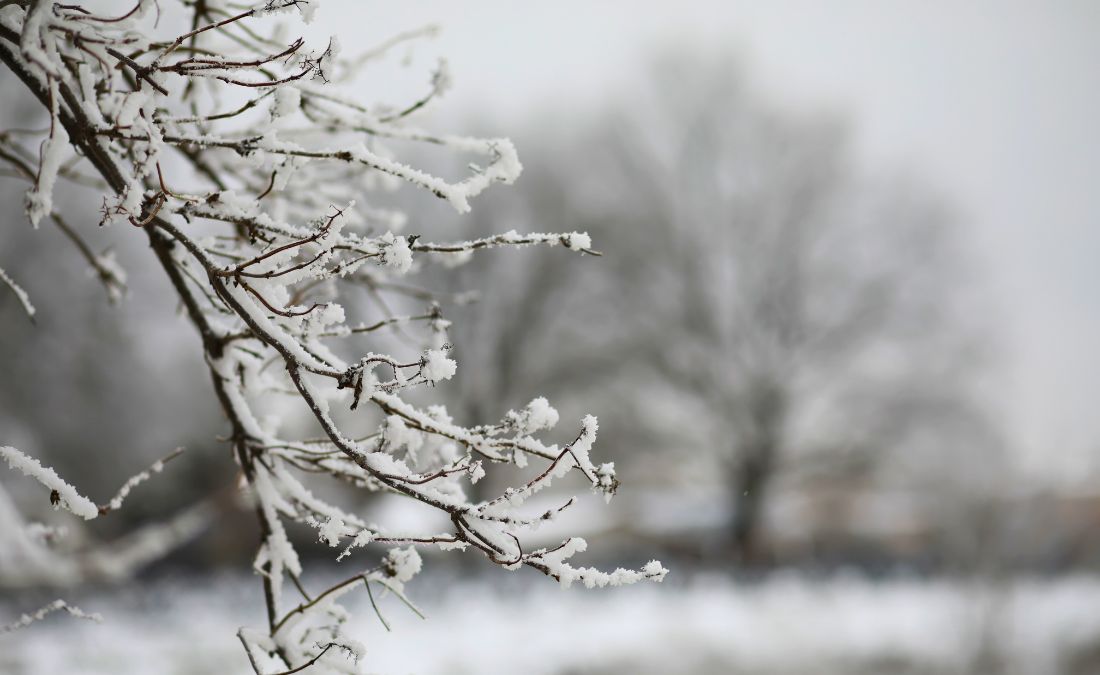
439,57,998,562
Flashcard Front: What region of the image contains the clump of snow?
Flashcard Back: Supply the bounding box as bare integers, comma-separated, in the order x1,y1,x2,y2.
563,232,592,251
318,515,345,547
421,349,456,383
379,231,413,273
382,547,422,585
642,560,669,581
595,463,617,503
527,397,560,430
315,303,345,328
508,397,559,435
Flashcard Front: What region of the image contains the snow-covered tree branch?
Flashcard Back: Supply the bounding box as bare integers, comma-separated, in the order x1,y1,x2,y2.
0,1,664,671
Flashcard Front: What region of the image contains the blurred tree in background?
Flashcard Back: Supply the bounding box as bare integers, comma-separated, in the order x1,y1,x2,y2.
433,57,1001,565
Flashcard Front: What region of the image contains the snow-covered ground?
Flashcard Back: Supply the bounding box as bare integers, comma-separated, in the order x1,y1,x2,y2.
3,571,1100,675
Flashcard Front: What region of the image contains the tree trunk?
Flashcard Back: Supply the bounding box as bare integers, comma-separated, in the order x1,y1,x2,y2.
729,383,784,564
730,445,773,563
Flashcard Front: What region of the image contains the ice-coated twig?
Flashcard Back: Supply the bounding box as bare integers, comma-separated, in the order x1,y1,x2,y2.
1,599,102,634
0,445,186,519
0,446,98,519
0,265,35,322
413,229,601,257
100,447,185,515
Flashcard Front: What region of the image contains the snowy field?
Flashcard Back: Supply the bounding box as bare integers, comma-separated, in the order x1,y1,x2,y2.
4,571,1100,675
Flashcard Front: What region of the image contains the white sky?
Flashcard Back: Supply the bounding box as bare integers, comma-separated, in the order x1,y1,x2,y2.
312,1,1100,482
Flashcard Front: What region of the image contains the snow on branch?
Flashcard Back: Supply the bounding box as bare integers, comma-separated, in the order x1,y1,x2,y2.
0,445,185,519
0,446,98,519
101,447,185,515
414,229,600,257
0,1,664,671
0,265,35,322
0,599,102,634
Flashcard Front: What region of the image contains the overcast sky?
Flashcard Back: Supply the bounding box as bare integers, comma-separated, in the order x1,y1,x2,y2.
311,1,1100,483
